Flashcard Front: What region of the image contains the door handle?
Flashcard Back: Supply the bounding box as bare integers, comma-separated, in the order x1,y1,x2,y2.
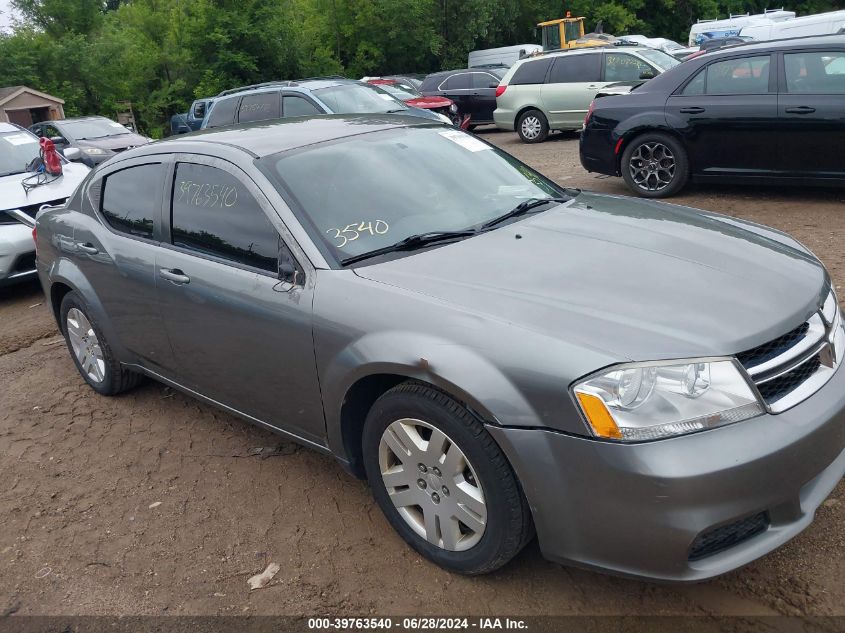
784,106,816,114
76,242,99,255
159,268,191,285
679,107,705,114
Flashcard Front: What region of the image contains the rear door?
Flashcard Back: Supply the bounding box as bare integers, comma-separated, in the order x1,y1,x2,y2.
665,54,779,178
72,159,175,372
469,71,502,123
778,48,845,178
438,73,473,118
154,154,325,444
541,52,603,129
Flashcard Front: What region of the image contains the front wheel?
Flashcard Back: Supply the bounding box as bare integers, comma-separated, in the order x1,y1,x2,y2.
620,133,689,198
362,382,532,574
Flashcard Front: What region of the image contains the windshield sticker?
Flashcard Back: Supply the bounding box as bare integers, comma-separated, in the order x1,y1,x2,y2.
438,129,490,152
326,220,389,248
4,133,36,146
177,180,238,208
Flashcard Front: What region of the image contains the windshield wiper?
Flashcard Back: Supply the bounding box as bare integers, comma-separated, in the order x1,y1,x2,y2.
481,196,574,230
384,108,407,113
341,230,477,266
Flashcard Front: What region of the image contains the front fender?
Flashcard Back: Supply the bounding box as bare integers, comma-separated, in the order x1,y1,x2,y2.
321,330,540,459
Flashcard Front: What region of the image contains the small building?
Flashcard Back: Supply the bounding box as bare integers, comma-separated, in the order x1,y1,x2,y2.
0,86,65,127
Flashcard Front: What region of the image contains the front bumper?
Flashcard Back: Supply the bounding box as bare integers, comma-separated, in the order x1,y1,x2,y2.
488,360,845,582
0,223,37,286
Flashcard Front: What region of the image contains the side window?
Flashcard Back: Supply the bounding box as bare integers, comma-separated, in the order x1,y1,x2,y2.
171,163,280,273
43,124,61,138
604,53,655,82
511,58,553,85
547,54,601,83
784,51,845,94
205,97,238,129
101,164,164,239
442,74,471,90
238,92,280,123
704,55,770,95
283,96,323,117
471,72,499,88
682,69,706,95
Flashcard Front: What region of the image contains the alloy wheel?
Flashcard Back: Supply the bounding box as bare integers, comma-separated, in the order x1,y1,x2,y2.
378,418,487,551
66,308,106,383
520,116,542,140
629,142,676,192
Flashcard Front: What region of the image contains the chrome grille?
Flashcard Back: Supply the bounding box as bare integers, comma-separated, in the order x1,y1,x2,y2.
738,288,843,413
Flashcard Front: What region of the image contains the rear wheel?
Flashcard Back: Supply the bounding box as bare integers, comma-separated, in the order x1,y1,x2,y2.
60,291,143,395
363,382,532,574
517,109,549,143
621,132,689,198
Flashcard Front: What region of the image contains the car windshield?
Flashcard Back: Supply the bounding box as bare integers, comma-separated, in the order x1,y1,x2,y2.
313,84,408,114
637,48,682,70
260,126,570,263
373,82,421,100
0,130,40,176
60,118,131,140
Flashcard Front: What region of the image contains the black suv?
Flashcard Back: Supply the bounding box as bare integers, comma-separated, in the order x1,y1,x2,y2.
420,68,507,127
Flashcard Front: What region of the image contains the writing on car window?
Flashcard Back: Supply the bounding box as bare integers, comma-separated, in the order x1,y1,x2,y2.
325,220,389,248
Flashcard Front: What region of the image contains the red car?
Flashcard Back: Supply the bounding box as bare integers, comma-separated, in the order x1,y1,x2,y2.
366,78,469,128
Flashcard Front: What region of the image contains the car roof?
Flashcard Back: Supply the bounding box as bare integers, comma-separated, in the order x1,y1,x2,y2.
215,77,357,99
701,33,845,57
47,116,111,124
133,114,435,159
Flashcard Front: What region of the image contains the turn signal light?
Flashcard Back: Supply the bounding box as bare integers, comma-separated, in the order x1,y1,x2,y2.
575,391,622,440
495,85,507,98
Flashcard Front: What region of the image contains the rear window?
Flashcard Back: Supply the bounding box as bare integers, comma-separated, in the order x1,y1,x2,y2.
205,97,239,129
441,74,472,90
510,59,552,85
548,53,601,83
101,164,164,239
238,91,280,123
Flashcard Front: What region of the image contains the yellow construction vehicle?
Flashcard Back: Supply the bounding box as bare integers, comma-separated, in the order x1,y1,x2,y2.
537,12,614,50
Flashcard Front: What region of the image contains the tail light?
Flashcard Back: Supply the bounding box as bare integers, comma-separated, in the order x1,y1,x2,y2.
32,226,37,250
584,100,596,127
495,85,507,98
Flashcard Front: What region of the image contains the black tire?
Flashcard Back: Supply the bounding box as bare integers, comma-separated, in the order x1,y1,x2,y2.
59,291,143,396
362,381,532,574
516,109,549,144
620,132,689,198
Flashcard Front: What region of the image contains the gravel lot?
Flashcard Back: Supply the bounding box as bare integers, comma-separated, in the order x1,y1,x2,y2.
0,128,843,618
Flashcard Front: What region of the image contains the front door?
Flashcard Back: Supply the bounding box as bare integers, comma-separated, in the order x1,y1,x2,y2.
778,49,845,178
154,155,325,445
665,54,779,178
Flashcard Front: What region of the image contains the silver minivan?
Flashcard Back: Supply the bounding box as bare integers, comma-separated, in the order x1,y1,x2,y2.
494,46,680,142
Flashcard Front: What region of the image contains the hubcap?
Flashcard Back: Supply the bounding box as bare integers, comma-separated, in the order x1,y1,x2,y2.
66,308,106,383
378,418,487,551
521,116,541,140
629,142,676,191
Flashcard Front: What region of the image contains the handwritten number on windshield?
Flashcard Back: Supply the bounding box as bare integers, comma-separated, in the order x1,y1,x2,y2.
326,220,389,248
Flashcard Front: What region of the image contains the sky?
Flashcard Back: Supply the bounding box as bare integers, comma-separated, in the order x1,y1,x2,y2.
0,0,15,31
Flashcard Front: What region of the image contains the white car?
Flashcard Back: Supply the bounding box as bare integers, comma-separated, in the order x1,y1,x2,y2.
0,123,89,286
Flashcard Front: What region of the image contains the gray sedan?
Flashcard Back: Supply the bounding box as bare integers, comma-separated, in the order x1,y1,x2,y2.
35,115,845,581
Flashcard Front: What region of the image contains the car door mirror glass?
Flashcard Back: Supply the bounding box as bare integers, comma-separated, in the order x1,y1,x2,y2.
278,243,303,287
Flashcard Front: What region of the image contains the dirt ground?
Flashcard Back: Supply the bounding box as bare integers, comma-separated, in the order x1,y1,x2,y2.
0,129,843,619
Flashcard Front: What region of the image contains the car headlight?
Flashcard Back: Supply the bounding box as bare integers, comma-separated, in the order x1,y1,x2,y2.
81,147,108,155
449,104,458,114
572,359,763,442
435,112,452,124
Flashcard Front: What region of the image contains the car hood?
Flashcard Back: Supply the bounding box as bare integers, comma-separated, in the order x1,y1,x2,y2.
77,133,150,151
405,96,453,109
0,162,90,212
354,192,826,362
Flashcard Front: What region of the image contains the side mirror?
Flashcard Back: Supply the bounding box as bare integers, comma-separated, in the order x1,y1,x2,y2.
192,103,206,119
278,245,303,288
488,82,499,89
639,71,656,80
50,135,69,146
63,147,82,161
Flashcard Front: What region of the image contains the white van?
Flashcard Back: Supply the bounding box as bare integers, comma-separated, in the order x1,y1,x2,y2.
688,9,795,46
468,44,543,69
741,10,845,41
